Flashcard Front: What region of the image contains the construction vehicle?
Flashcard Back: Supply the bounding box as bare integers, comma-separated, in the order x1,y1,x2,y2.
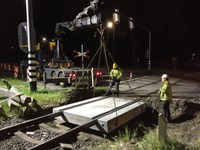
35,38,93,88
19,0,110,87
42,0,105,87
52,0,113,87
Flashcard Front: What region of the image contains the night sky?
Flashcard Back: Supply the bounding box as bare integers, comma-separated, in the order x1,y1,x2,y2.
0,0,200,68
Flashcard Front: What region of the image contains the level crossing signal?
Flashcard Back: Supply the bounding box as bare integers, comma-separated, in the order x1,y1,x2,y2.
73,50,90,59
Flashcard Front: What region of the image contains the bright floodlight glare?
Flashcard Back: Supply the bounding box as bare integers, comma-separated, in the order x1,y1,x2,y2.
42,37,47,42
107,22,113,28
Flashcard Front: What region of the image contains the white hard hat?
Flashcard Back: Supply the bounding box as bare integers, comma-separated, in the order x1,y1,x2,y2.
161,74,168,79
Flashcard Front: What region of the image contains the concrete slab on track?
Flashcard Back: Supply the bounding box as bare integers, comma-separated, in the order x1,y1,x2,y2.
53,96,146,133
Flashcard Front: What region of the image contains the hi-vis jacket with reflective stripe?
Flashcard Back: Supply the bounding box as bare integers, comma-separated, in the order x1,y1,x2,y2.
159,80,172,101
110,68,122,80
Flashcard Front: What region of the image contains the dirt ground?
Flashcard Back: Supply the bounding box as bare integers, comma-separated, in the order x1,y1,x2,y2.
137,96,198,149
114,96,199,149
0,85,200,149
167,97,200,148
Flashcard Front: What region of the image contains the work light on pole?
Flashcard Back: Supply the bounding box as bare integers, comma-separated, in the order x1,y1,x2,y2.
129,17,134,31
113,9,120,24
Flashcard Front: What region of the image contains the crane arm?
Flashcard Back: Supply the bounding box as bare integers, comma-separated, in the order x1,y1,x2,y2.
55,0,102,36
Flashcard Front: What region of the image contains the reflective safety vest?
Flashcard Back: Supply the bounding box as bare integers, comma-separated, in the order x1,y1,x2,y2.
160,80,172,101
110,68,122,80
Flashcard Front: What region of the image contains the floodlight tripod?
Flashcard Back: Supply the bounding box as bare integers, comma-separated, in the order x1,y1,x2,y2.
87,24,115,73
86,24,136,98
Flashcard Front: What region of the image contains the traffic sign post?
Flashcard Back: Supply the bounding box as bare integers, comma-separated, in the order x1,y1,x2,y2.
73,44,90,89
73,50,90,59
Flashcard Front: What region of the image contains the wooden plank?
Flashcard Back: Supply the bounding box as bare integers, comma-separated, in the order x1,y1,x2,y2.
29,119,98,150
60,143,73,149
0,112,63,136
0,93,23,104
15,131,43,145
0,87,31,104
39,123,69,134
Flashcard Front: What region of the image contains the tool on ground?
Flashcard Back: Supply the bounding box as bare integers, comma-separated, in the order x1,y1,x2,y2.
0,93,24,104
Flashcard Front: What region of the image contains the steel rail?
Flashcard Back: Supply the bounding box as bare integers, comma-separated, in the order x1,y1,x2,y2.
56,77,162,116
0,96,107,138
29,98,148,149
0,111,63,138
0,76,184,149
28,119,98,150
19,77,159,148
91,78,183,120
29,77,166,149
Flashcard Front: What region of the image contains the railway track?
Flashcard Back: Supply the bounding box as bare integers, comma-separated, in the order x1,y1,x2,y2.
0,109,108,150
0,75,183,150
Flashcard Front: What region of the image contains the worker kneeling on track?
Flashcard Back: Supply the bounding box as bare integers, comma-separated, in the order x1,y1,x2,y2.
105,63,122,97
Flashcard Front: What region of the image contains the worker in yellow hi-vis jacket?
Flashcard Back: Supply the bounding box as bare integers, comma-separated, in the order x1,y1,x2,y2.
105,63,122,97
159,74,172,122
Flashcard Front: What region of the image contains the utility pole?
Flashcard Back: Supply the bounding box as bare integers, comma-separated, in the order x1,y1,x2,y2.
25,0,37,91
135,22,151,72
113,9,152,71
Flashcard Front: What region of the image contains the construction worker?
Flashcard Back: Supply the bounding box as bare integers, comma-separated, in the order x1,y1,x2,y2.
105,63,122,96
159,74,172,122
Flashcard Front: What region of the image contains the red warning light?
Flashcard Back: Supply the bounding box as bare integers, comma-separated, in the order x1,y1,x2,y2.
96,71,102,76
